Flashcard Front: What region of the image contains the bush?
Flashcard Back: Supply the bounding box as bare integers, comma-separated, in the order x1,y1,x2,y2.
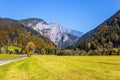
14,49,20,54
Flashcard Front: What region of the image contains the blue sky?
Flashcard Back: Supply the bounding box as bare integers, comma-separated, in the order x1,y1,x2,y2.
0,0,120,33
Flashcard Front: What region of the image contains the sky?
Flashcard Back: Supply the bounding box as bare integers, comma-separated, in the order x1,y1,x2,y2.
0,0,120,33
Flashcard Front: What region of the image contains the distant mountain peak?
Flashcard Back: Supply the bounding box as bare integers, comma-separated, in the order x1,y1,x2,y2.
20,18,47,25
20,18,83,48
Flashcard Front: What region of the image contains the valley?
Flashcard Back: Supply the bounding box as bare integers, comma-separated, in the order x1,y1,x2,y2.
0,0,120,80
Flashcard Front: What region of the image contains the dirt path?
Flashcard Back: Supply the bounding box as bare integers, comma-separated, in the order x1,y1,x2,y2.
0,56,27,66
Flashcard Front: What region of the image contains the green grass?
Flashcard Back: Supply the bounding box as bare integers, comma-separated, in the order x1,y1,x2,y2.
7,46,21,51
0,55,120,80
0,54,23,60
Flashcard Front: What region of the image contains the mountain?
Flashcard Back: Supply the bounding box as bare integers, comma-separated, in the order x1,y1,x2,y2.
76,10,120,53
20,18,83,48
0,18,56,53
66,30,83,38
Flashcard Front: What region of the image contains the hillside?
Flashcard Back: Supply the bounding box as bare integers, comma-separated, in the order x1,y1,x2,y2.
76,10,120,55
20,18,83,48
0,18,56,54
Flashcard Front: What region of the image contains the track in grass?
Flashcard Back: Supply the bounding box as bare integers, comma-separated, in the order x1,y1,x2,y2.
0,55,120,80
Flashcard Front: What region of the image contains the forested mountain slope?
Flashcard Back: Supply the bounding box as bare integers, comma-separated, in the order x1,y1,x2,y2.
76,10,120,55
0,18,56,53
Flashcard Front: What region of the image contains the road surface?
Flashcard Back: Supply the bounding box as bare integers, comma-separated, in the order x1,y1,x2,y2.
0,57,27,66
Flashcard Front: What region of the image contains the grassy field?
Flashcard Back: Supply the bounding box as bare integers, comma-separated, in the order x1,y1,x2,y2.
0,55,120,80
0,54,23,60
7,46,21,51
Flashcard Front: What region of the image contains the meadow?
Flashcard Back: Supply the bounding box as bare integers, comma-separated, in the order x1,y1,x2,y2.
7,46,21,51
0,55,120,80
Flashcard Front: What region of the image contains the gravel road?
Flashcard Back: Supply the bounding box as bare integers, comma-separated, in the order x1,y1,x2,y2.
0,56,27,66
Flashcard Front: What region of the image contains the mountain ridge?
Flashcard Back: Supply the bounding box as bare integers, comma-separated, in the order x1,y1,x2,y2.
20,18,83,48
79,10,120,41
0,18,56,53
76,10,120,54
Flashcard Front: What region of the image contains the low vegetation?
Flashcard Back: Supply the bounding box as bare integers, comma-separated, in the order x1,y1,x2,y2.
0,55,120,80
